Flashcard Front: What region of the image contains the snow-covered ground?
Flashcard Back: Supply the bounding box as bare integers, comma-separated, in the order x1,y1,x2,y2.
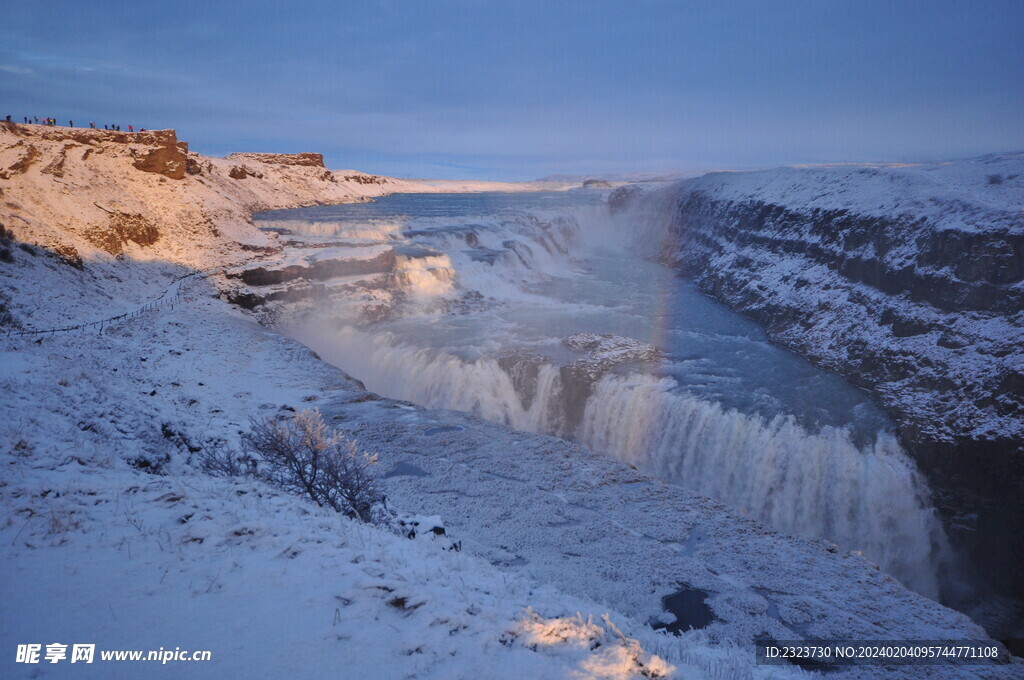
662,154,1024,232
4,246,1017,679
0,253,776,680
1,125,1019,677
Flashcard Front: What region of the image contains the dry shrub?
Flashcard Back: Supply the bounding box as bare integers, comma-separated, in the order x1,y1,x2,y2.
242,409,384,523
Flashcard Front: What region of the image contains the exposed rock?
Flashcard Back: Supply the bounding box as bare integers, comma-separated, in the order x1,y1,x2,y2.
41,144,74,178
227,249,397,286
228,165,264,180
224,281,330,310
0,223,14,265
52,244,83,269
129,130,188,179
85,212,161,255
341,173,388,185
0,125,189,179
495,335,659,424
227,152,326,167
186,155,213,175
559,333,660,430
0,141,40,179
497,349,547,411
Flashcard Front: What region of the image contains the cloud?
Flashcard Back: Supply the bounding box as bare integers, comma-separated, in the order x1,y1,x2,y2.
3,1,1022,179
0,64,33,75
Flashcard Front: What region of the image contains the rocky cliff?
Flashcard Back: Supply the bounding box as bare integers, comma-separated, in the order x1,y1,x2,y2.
611,154,1024,600
0,122,416,272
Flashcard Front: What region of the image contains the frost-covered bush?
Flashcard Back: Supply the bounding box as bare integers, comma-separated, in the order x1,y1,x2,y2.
242,409,384,523
0,223,13,264
0,290,17,328
198,438,259,478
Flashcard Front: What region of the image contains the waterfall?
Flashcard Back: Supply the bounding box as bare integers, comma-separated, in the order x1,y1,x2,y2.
578,373,950,598
278,193,955,601
301,327,565,434
295,325,950,599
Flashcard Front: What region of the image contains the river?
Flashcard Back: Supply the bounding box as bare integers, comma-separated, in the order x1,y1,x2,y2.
256,191,953,600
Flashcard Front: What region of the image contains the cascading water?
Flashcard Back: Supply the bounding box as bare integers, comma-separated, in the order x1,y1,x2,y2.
579,373,949,598
295,324,950,598
259,191,954,600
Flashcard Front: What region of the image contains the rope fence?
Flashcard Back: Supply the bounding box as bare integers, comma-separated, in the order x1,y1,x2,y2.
4,255,264,339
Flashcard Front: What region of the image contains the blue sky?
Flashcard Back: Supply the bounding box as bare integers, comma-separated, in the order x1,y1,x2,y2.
2,1,1022,179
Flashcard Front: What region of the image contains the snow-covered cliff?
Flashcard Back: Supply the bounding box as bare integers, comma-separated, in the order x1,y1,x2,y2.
610,154,1024,601
0,121,425,272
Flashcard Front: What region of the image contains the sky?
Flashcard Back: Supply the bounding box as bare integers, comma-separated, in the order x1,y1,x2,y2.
1,1,1022,180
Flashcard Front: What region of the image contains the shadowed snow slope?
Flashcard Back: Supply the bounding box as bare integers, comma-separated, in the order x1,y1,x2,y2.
2,252,1014,679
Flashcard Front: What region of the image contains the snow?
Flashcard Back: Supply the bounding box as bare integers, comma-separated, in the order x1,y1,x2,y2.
2,453,688,680
2,249,1014,678
681,152,1024,234
2,126,1019,678
1,263,756,679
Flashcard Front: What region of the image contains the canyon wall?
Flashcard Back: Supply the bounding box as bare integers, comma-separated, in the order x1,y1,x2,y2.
611,155,1024,599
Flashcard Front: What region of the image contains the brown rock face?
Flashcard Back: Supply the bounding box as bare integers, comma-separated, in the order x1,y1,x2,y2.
1,121,183,148
341,173,387,185
41,144,74,178
0,141,40,179
0,124,189,180
226,152,326,167
228,165,264,180
86,212,161,255
131,130,187,180
186,155,212,175
52,244,83,269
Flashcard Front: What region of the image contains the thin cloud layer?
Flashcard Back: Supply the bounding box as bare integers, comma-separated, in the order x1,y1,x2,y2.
2,0,1022,179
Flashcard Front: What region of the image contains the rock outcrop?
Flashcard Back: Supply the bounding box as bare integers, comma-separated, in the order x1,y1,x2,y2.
129,131,188,179
558,333,660,430
86,211,161,255
0,122,421,272
226,151,327,167
496,334,660,432
226,247,396,286
228,164,264,180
